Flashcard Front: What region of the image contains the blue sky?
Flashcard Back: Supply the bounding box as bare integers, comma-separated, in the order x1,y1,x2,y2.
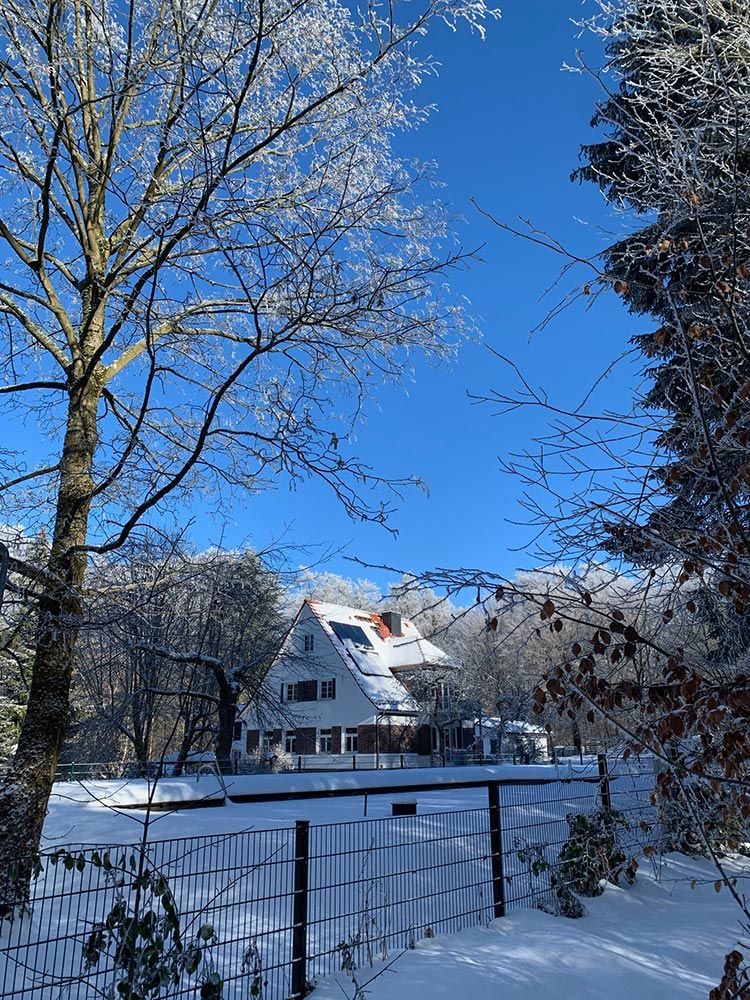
191,1,646,587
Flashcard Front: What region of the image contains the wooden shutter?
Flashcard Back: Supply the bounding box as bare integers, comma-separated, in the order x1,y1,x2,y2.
297,680,318,702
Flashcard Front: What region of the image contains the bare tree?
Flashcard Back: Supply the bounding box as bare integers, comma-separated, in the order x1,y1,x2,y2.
0,0,497,871
76,542,284,773
75,541,192,771
292,570,383,613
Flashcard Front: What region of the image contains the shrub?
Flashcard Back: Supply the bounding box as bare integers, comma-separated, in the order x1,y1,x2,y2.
658,778,750,858
514,837,587,919
71,848,223,999
558,809,638,898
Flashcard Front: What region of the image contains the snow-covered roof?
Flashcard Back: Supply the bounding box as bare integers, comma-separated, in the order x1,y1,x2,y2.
306,600,455,713
477,718,547,736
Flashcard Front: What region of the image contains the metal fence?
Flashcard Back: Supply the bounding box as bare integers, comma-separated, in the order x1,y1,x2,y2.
0,761,658,1000
54,748,588,783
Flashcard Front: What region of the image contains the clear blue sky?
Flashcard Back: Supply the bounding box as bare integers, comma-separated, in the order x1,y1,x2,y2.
191,1,644,587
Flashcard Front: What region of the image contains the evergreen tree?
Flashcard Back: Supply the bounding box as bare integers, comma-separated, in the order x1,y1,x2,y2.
572,1,750,670
577,0,750,568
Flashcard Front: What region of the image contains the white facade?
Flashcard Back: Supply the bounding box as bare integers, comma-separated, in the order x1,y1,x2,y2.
236,600,456,758
475,718,551,761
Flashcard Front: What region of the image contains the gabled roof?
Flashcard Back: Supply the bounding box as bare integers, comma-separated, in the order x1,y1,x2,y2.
304,599,455,713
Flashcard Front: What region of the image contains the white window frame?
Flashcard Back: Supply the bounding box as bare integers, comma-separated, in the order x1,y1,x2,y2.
285,682,298,702
344,727,358,753
318,728,333,753
284,731,297,754
303,634,315,652
320,679,335,700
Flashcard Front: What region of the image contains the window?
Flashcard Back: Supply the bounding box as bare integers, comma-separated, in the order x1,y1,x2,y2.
436,681,451,708
261,731,274,751
318,728,332,753
303,633,315,652
320,678,336,700
284,682,298,702
344,727,358,753
284,731,297,754
233,721,243,742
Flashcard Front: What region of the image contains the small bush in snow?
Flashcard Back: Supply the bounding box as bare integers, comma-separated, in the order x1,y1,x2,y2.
657,777,750,859
72,848,223,998
266,745,294,773
515,837,587,919
558,810,637,898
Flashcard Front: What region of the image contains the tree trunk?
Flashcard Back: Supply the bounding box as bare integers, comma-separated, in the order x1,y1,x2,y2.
130,689,153,776
214,673,238,776
172,719,197,778
0,380,99,908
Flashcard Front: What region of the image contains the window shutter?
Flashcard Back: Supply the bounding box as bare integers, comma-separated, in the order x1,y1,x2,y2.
297,680,318,702
280,683,285,703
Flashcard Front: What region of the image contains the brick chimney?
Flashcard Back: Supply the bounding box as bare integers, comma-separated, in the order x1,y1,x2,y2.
381,611,403,637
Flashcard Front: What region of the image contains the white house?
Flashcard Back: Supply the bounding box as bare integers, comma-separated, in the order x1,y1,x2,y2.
236,600,472,764
474,717,551,762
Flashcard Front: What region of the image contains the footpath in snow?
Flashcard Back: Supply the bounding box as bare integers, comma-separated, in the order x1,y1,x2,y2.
312,853,750,1000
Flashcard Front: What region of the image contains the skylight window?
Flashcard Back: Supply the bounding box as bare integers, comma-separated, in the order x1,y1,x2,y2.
329,621,374,648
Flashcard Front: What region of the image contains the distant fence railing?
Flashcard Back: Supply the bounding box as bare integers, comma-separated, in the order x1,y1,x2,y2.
1,761,658,1000
53,750,561,783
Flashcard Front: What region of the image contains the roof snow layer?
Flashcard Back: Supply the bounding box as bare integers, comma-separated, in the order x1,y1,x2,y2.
306,600,454,712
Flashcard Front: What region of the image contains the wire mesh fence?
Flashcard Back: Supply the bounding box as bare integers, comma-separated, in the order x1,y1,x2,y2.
0,760,659,1000
53,750,561,783
500,766,659,912
305,806,497,986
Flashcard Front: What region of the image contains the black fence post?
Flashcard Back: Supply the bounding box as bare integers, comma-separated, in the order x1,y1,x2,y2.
289,819,310,1000
598,754,612,814
487,782,506,919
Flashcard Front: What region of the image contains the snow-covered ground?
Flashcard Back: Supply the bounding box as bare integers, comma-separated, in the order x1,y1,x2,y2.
0,764,664,1000
41,760,636,846
44,777,506,844
312,853,750,1000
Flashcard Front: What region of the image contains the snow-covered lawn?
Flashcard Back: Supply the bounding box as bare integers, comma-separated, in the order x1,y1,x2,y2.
21,768,742,1000
5,765,654,1000
44,777,497,843
41,761,644,845
312,853,750,1000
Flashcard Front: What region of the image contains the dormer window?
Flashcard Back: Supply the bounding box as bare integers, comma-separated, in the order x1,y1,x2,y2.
304,634,315,652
